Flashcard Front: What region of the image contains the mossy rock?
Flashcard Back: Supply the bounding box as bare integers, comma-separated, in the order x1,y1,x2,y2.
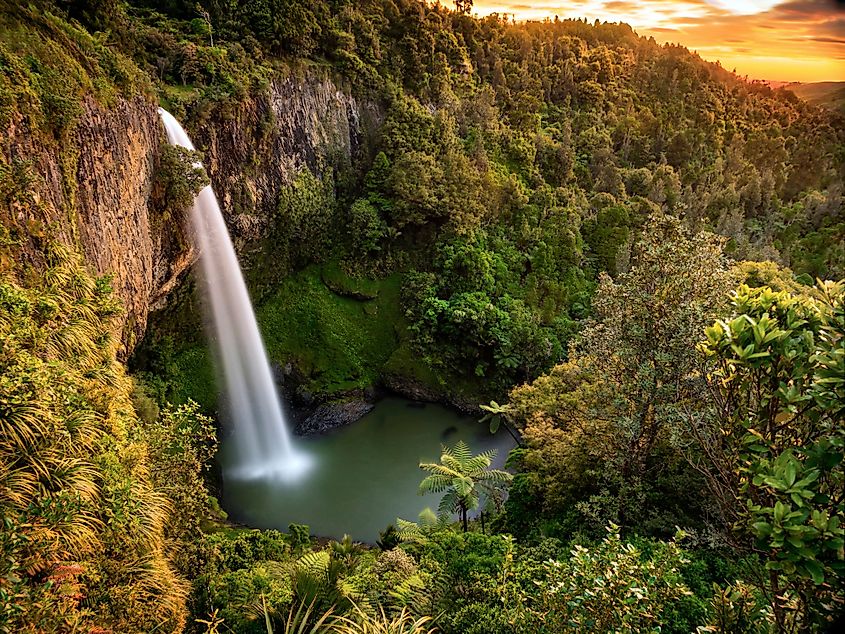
257,265,401,395
320,260,380,300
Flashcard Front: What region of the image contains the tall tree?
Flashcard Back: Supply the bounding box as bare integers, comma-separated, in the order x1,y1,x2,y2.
418,441,511,532
507,215,737,533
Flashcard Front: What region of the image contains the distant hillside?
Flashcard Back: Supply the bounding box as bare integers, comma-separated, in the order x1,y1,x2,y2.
781,81,845,113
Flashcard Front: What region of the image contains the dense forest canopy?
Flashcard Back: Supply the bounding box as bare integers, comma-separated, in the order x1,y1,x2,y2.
1,0,843,632
94,0,843,396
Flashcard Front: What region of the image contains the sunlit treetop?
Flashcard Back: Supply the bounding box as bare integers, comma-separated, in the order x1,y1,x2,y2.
461,1,845,82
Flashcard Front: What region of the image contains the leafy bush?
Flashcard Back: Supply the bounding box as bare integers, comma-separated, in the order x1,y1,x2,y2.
349,198,387,254
140,401,220,574
533,526,692,633
154,144,210,218
696,281,845,627
199,529,291,575
276,170,337,267
192,562,293,634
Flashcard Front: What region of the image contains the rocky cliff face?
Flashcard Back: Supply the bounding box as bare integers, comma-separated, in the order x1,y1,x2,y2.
1,94,186,354
2,69,380,354
191,72,381,244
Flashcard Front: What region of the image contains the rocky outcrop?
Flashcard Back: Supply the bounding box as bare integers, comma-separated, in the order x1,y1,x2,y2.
74,97,193,348
3,67,382,355
382,373,481,414
1,94,191,355
295,399,375,436
190,70,382,245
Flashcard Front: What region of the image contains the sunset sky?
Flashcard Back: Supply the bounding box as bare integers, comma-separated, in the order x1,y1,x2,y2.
461,0,845,82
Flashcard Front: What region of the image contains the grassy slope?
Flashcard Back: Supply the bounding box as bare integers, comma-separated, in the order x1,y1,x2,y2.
160,262,445,410
786,81,845,113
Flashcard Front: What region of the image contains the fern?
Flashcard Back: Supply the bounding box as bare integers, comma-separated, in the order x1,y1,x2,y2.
0,244,188,632
396,509,450,544
418,441,512,531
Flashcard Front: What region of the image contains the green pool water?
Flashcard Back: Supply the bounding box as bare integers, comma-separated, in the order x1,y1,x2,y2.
219,397,516,541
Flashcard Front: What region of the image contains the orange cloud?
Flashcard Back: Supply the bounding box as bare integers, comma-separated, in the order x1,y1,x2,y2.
461,0,845,81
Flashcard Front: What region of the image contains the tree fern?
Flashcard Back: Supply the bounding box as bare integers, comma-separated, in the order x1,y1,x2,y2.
292,549,363,614
418,441,512,532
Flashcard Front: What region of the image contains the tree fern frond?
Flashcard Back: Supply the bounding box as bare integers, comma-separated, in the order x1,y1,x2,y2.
463,449,496,472
439,454,464,473
396,518,426,543
448,441,472,463
418,474,451,494
417,462,459,479
453,476,473,498
479,469,512,483
437,490,459,516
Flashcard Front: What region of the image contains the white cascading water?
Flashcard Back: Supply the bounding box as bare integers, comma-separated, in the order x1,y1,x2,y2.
158,107,310,481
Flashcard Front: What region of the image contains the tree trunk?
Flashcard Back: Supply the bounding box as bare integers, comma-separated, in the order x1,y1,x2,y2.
503,420,523,446
769,568,786,632
461,503,468,532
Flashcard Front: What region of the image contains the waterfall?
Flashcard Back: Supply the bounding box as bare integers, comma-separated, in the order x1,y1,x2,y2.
158,108,310,481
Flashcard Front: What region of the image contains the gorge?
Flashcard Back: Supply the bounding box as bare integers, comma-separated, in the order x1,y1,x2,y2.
2,1,843,632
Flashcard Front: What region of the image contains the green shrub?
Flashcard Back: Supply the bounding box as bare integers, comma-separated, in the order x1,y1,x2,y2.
200,529,291,575
154,144,210,219
534,526,692,633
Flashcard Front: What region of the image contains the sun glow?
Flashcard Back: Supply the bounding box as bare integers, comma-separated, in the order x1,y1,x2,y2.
705,0,784,15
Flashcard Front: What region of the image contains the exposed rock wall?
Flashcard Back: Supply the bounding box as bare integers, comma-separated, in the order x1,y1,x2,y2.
191,71,382,244
1,94,188,354
2,69,381,354
74,97,192,348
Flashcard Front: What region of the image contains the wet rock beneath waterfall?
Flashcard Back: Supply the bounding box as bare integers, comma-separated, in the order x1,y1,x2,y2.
271,363,286,386
294,387,316,407
295,400,374,436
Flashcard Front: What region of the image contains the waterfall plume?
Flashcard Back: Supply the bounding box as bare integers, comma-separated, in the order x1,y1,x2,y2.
158,107,310,481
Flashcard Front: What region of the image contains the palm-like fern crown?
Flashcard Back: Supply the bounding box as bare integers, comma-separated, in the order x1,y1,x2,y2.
418,441,512,517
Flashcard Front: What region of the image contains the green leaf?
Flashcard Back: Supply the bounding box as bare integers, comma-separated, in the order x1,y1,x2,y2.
803,559,825,585
784,461,796,487
489,416,501,434
752,521,772,537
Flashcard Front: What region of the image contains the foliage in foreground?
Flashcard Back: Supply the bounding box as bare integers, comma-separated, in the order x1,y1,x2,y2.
531,526,692,633
695,281,845,627
0,244,193,632
502,245,844,628
189,520,733,634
